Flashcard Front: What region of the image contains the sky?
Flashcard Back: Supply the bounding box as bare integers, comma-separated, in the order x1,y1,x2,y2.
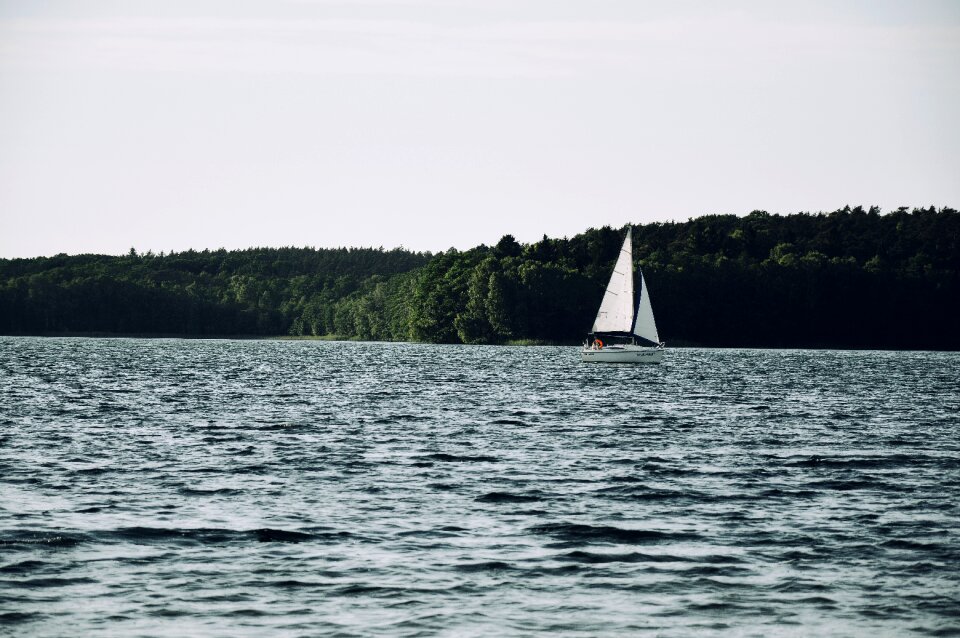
1,0,958,258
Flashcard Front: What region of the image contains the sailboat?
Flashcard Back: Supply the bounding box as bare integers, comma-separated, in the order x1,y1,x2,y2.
581,227,664,363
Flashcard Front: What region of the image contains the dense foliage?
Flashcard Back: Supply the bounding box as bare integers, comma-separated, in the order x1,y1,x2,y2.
0,247,430,337
2,206,958,349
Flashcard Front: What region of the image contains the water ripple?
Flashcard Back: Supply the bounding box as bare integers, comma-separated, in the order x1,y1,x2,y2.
1,337,959,636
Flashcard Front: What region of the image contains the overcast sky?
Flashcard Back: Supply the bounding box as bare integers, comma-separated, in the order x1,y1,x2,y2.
1,0,958,257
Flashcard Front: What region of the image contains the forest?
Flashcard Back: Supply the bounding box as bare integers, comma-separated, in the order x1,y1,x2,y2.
1,206,957,349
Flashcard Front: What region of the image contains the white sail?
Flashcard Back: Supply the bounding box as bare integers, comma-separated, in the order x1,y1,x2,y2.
591,228,634,333
632,270,660,344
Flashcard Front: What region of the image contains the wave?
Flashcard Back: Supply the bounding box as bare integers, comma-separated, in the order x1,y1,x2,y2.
592,485,694,501
786,454,928,469
0,612,38,623
882,539,944,552
1,576,96,588
559,550,678,564
397,526,466,538
421,453,499,463
559,550,745,565
260,579,326,589
0,559,48,574
89,526,331,545
0,531,87,548
74,466,110,475
475,491,541,503
804,479,884,491
453,561,515,572
254,529,315,543
104,526,241,544
177,487,245,496
529,523,701,545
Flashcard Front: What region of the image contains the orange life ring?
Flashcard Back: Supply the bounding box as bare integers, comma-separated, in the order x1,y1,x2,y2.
593,338,603,349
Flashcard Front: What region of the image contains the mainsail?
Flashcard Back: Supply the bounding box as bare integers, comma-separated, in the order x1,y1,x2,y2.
591,228,635,333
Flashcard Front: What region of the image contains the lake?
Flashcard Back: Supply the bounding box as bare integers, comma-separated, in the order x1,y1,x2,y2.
1,337,958,636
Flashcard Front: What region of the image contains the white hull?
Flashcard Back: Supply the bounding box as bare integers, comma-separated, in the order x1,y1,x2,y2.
581,345,663,364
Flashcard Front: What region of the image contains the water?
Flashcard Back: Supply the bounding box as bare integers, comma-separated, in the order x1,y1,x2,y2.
1,337,959,637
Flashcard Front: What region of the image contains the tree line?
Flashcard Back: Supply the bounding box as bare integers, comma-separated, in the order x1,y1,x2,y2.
0,246,430,337
1,206,957,349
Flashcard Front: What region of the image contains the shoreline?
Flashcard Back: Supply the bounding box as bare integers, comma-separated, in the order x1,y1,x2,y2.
1,332,957,352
